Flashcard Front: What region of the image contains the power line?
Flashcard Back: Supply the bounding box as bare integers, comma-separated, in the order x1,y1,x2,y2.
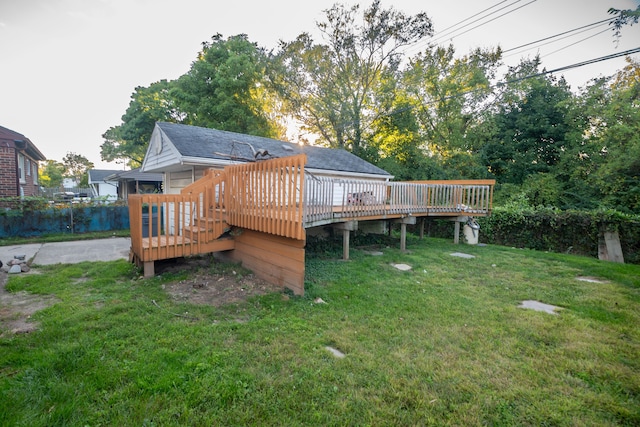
513,46,640,81
431,0,538,46
430,0,525,44
403,0,533,57
383,47,640,120
541,28,612,60
503,22,611,60
503,18,613,54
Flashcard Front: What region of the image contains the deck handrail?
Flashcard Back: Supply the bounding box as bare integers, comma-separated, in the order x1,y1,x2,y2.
224,154,306,240
129,172,227,262
129,154,495,265
302,177,495,226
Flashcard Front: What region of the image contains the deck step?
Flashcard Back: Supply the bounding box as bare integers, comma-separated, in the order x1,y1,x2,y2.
183,225,217,242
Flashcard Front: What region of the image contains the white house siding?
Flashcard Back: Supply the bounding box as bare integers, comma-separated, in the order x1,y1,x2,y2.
306,170,389,206
91,181,118,201
142,128,182,172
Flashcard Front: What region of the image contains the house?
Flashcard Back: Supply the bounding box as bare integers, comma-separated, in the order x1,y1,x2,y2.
141,122,392,195
131,122,495,295
103,168,163,200
0,125,46,198
87,169,121,201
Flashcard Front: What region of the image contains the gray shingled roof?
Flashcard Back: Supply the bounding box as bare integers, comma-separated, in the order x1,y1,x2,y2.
88,169,121,183
104,168,163,182
157,122,391,177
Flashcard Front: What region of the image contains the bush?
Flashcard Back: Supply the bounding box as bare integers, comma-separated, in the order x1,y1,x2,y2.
477,207,640,264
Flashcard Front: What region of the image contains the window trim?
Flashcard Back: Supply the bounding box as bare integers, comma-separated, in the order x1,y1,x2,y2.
18,153,26,184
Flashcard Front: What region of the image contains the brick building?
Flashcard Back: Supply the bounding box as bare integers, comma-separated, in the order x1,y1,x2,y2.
0,125,46,197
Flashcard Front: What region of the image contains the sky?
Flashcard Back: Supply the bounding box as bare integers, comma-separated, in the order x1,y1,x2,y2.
1,0,639,170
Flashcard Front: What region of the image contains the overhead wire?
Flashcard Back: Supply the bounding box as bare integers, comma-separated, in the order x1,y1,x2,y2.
541,28,613,59
502,21,612,59
402,0,534,57
429,0,528,44
430,0,538,46
353,47,640,126
502,17,613,53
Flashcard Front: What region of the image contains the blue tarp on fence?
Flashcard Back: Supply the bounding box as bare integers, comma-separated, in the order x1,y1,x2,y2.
0,206,130,238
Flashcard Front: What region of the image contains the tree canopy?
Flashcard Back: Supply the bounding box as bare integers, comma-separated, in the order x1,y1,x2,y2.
101,34,281,168
101,2,640,213
269,0,433,157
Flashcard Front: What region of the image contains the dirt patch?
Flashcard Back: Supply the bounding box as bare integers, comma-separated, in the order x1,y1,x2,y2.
0,270,59,337
155,257,285,307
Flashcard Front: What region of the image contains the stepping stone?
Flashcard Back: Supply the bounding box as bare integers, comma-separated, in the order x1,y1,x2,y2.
392,263,412,271
365,251,384,256
450,252,475,259
325,346,345,358
576,276,607,283
518,300,561,315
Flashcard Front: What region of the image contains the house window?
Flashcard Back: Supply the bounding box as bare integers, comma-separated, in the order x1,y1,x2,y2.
18,153,25,183
26,158,31,176
33,162,38,185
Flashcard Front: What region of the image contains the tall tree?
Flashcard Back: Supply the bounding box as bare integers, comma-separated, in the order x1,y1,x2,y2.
38,160,65,189
101,80,178,167
400,45,500,178
573,58,640,212
480,57,574,185
270,0,432,156
101,34,281,168
172,34,282,138
62,152,94,187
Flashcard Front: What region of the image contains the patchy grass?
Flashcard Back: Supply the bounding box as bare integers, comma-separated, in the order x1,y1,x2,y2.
0,237,638,426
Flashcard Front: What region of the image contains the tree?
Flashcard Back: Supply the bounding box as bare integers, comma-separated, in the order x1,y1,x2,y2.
479,57,574,185
38,160,65,189
62,152,94,187
609,5,640,41
270,0,432,156
572,58,640,212
172,34,282,138
101,80,179,168
399,45,500,179
102,34,282,167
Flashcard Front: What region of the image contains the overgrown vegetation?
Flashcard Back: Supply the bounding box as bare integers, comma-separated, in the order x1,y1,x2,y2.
1,237,638,425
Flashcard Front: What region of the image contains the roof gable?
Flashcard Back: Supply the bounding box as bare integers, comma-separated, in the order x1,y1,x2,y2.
151,122,391,177
0,125,46,161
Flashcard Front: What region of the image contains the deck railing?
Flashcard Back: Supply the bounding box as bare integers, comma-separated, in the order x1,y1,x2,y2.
129,172,227,262
130,154,494,264
225,154,306,240
303,177,494,226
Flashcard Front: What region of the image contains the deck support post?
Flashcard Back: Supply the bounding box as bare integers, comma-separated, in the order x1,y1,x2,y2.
419,218,425,240
454,221,460,244
143,261,155,278
334,221,358,260
343,229,350,260
394,216,416,252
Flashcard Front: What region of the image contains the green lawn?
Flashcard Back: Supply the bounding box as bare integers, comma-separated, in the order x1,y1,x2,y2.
1,237,638,426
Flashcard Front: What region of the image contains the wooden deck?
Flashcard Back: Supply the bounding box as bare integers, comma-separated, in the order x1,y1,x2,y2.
129,154,495,294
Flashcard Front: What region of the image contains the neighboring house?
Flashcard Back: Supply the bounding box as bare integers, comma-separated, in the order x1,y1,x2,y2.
140,122,392,198
0,125,46,197
104,168,163,200
87,169,120,201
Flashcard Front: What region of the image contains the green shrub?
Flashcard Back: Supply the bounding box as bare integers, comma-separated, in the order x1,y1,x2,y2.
477,207,640,264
